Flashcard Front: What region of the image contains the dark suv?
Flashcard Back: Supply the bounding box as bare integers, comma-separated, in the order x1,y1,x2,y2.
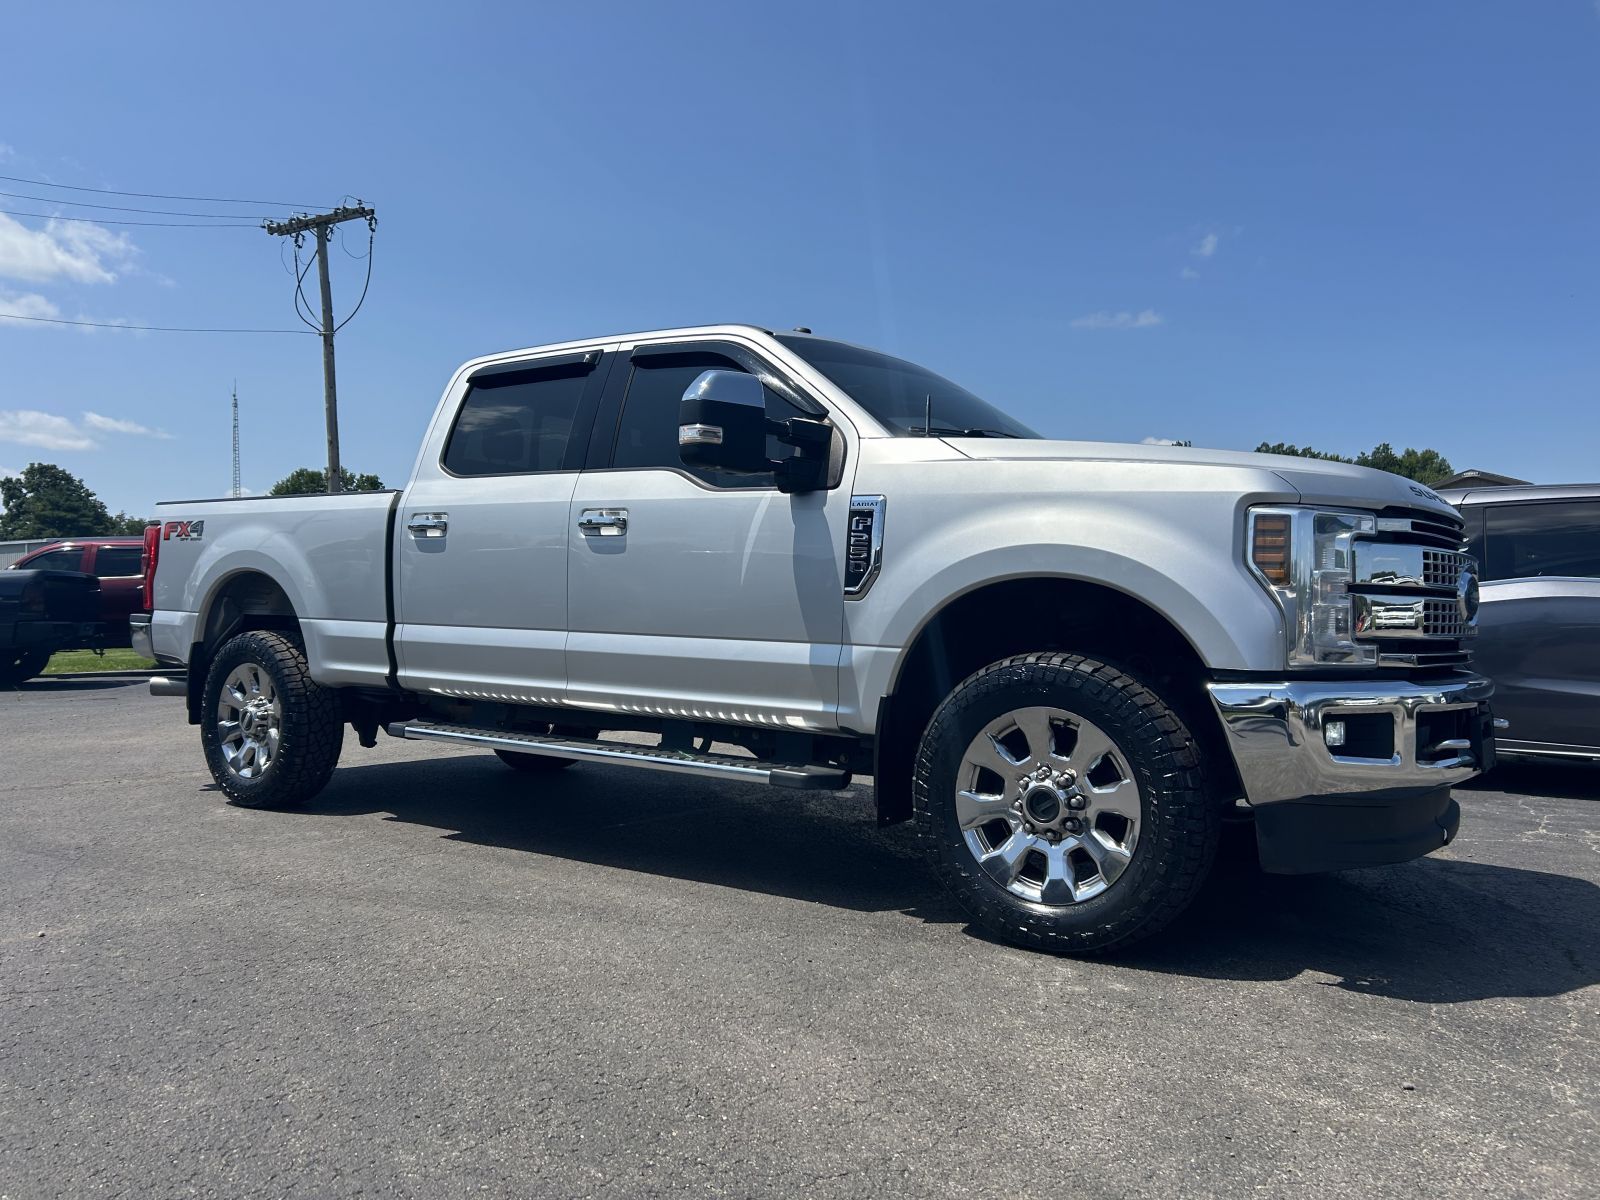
1441,484,1600,763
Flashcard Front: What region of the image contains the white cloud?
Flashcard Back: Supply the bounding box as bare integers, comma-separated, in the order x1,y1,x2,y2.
0,410,98,451
0,464,19,478
83,411,172,439
0,213,136,285
1179,265,1200,280
1071,309,1163,331
1192,232,1219,258
1141,436,1185,446
0,289,62,322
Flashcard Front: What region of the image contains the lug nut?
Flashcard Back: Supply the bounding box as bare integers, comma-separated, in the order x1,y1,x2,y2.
1068,794,1087,810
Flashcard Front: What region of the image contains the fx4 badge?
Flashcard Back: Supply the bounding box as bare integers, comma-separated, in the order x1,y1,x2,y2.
162,520,205,541
845,496,885,598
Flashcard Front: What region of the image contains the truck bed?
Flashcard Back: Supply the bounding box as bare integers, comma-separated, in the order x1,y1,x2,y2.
149,490,400,688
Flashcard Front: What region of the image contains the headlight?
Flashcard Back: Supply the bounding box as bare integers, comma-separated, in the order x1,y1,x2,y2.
1248,506,1377,667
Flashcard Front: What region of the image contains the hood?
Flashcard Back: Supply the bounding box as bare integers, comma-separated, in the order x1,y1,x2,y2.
941,438,1459,521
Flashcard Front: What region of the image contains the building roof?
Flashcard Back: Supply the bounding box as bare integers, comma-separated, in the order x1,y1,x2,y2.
1431,468,1531,490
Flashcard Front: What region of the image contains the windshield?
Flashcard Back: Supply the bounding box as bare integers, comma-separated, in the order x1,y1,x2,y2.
775,335,1039,439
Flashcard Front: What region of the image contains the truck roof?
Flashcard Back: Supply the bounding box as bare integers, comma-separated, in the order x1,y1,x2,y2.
1439,482,1600,506
454,323,785,375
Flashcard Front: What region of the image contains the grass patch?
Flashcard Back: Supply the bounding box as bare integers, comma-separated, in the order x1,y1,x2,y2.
44,648,157,674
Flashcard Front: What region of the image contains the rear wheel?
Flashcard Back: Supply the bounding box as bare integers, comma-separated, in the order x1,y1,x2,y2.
200,630,343,808
913,652,1219,954
0,649,51,686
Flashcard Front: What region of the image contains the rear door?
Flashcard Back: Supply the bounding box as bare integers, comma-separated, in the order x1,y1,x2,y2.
394,348,611,703
563,337,857,730
1476,499,1600,751
86,544,145,639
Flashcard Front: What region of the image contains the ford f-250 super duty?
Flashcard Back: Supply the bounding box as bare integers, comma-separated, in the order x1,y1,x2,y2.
137,324,1498,953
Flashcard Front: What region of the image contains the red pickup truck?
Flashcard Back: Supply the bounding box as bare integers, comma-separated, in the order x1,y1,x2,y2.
7,537,146,647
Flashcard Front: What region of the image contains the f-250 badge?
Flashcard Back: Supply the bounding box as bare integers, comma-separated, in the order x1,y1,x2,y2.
845,496,885,597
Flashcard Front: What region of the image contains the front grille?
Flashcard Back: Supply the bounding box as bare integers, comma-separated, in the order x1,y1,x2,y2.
1355,507,1473,668
1422,549,1469,589
1422,597,1470,638
1376,506,1466,551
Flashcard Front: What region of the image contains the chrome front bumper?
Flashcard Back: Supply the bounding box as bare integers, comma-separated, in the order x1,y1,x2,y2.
1206,673,1495,809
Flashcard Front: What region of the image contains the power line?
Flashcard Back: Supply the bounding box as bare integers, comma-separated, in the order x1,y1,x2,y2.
0,188,287,220
0,312,316,334
333,226,376,334
0,172,331,209
0,207,259,228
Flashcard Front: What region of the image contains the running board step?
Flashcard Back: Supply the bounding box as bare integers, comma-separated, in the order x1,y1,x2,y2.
385,721,852,790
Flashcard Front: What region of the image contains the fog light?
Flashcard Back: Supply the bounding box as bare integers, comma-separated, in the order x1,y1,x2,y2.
1324,720,1347,749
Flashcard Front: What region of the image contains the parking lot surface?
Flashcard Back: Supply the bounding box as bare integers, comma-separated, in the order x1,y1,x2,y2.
2,679,1596,1199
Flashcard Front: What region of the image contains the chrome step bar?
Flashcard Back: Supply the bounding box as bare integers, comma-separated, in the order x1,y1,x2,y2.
385,720,852,790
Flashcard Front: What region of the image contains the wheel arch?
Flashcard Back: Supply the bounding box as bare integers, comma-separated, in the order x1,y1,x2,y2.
873,575,1240,825
185,569,301,723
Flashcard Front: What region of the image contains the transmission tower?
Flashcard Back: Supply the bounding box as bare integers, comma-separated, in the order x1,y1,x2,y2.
231,381,241,498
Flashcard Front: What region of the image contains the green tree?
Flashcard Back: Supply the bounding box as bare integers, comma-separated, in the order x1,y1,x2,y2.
1254,441,1455,486
0,462,115,539
107,512,152,535
269,466,386,496
1254,441,1351,463
1353,443,1454,486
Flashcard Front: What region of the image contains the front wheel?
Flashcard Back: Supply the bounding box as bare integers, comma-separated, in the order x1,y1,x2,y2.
913,652,1219,955
200,630,344,808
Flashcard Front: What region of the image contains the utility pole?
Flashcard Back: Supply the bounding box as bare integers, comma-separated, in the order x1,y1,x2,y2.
230,381,241,498
262,204,376,493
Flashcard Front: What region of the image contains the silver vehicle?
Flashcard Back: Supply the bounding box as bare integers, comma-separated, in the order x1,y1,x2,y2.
1442,483,1600,763
135,325,1498,953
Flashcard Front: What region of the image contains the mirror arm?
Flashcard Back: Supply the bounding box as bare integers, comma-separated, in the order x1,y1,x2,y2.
768,417,832,494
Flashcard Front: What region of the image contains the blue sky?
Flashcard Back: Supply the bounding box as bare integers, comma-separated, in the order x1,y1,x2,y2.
1,1,1597,515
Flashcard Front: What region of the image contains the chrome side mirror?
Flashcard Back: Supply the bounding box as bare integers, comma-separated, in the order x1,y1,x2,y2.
678,370,770,474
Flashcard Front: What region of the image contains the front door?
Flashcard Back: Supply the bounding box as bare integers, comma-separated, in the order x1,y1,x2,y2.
564,341,856,730
395,349,608,704
1475,498,1600,752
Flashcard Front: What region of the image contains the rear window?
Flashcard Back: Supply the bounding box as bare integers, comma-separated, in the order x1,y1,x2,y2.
95,547,144,577
1484,500,1600,580
443,362,591,477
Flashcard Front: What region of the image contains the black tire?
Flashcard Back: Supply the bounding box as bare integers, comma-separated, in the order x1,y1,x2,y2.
913,652,1219,955
0,649,51,686
494,748,575,773
200,630,343,808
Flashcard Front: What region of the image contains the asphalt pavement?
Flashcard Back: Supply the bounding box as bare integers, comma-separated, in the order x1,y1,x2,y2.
2,679,1596,1199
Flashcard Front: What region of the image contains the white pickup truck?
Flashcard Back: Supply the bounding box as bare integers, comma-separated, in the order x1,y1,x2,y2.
137,324,1498,953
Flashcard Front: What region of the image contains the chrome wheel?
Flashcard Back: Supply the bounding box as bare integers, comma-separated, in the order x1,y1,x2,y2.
216,663,282,780
956,706,1141,905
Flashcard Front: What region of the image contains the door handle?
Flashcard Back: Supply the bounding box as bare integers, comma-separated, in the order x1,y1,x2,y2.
578,508,628,537
407,513,448,538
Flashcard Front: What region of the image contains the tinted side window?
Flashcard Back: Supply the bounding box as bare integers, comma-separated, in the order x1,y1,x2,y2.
96,548,144,576
612,355,805,488
443,364,590,477
1484,501,1600,580
27,549,83,571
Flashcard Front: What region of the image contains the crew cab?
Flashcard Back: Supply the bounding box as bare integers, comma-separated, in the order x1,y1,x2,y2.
137,325,1498,952
9,537,147,647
